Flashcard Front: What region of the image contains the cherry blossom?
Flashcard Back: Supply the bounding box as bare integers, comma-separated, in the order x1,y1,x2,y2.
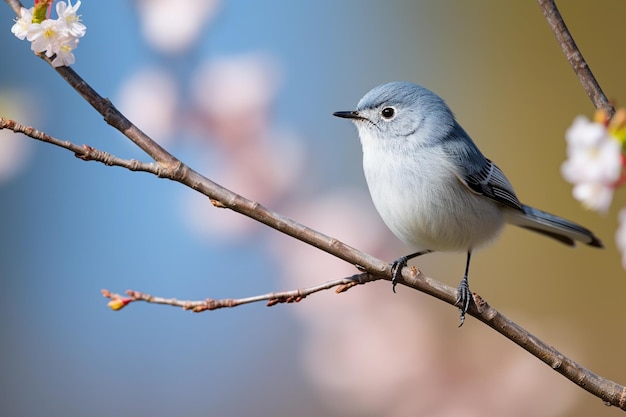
10,1,85,67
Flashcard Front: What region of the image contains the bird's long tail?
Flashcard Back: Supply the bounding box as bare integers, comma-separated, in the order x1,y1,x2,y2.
505,205,603,248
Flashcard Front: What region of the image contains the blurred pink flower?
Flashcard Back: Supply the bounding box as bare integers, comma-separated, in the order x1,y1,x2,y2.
135,0,220,53
117,68,179,145
190,54,281,144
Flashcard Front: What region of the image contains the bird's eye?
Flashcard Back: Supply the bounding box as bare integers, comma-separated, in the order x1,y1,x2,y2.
381,107,396,120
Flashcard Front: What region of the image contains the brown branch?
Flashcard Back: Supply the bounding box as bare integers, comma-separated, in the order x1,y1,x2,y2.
538,0,615,117
5,0,22,15
0,117,168,175
4,0,626,410
101,273,376,312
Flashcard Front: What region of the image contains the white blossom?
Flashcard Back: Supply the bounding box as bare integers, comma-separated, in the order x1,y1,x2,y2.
28,19,62,56
561,115,622,213
11,1,86,68
10,7,33,40
56,0,86,38
51,36,79,67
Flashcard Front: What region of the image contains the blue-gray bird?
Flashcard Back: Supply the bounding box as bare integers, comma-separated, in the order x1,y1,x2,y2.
333,81,603,325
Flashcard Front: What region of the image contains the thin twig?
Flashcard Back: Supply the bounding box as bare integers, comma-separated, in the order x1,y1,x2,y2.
538,0,615,117
101,273,376,312
0,117,166,174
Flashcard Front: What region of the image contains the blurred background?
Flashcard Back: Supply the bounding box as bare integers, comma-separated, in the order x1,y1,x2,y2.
1,1,626,416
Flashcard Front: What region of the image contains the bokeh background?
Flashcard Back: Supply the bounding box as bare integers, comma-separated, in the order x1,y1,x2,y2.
1,1,626,416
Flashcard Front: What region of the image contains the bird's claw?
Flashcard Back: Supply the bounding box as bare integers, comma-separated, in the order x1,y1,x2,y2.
390,256,408,293
455,276,472,327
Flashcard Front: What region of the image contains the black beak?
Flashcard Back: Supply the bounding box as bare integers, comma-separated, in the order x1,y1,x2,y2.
333,110,360,120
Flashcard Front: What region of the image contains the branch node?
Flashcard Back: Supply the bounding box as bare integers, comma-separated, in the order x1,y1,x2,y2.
336,281,358,293
211,199,226,208
266,298,280,307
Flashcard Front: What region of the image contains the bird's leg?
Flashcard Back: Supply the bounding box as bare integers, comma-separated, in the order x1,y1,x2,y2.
391,250,432,292
455,251,473,327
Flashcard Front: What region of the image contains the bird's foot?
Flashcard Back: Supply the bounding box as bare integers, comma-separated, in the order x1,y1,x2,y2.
455,276,472,327
390,256,409,293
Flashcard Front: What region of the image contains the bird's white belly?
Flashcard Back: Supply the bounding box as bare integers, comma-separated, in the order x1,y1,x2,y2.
363,151,504,252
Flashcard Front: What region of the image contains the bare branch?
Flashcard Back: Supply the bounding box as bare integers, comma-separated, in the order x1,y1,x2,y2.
538,0,615,117
4,0,23,15
53,68,180,167
101,273,377,312
0,117,168,174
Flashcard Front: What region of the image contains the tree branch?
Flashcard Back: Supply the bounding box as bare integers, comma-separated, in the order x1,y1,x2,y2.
101,272,376,312
0,117,168,174
538,0,615,117
5,0,22,15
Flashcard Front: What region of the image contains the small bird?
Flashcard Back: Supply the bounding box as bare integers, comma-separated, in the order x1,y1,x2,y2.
333,81,603,325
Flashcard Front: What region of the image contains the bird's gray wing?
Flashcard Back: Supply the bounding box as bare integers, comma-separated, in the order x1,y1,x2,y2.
441,123,523,211
443,125,602,248
457,156,603,247
456,157,525,212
